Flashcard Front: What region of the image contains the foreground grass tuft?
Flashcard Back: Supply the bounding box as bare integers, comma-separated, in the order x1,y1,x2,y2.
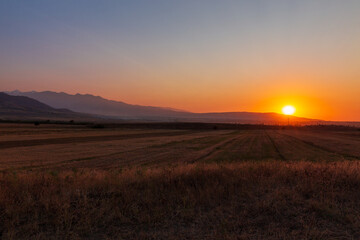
1,161,360,239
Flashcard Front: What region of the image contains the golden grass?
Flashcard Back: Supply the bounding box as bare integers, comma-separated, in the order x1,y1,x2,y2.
1,161,360,239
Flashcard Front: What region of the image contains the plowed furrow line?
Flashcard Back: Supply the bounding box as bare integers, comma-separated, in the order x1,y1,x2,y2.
278,132,360,160
264,131,287,161
189,136,241,163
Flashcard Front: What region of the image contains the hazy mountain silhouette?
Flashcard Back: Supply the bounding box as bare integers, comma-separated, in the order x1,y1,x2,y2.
7,90,189,119
6,90,318,124
0,92,92,120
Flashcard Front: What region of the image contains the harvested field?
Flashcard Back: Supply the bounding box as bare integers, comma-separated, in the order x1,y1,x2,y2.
0,124,358,171
0,123,359,239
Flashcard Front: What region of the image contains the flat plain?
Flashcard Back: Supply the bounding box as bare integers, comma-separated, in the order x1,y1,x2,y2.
0,123,360,239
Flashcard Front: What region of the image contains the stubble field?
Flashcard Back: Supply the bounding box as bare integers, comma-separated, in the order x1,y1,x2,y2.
0,123,359,239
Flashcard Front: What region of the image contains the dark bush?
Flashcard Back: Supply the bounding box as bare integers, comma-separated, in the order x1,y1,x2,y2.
92,124,105,129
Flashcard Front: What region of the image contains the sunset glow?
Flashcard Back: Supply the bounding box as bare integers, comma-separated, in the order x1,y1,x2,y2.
282,106,296,116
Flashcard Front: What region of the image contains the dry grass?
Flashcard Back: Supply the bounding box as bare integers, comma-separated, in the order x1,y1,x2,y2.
1,161,360,239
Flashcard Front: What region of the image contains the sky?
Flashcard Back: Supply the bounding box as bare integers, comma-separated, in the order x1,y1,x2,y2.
1,0,359,121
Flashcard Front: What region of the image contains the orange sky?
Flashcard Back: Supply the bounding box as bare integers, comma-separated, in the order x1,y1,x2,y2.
1,1,360,121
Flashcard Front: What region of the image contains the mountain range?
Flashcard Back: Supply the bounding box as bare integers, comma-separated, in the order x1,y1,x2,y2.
4,90,318,124
6,90,189,120
0,92,92,121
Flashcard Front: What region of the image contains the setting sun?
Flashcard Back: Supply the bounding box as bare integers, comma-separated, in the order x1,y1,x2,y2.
282,105,296,115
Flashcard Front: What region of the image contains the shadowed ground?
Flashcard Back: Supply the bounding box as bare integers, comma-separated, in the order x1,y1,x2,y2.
1,162,360,239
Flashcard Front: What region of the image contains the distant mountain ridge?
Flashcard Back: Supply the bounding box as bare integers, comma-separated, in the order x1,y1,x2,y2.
7,90,189,119
6,90,318,124
0,92,92,120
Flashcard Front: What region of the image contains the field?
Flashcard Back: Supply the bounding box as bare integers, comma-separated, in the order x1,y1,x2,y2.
1,123,359,171
0,123,360,239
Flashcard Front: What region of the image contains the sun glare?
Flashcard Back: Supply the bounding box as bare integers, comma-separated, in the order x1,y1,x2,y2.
282,105,295,115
